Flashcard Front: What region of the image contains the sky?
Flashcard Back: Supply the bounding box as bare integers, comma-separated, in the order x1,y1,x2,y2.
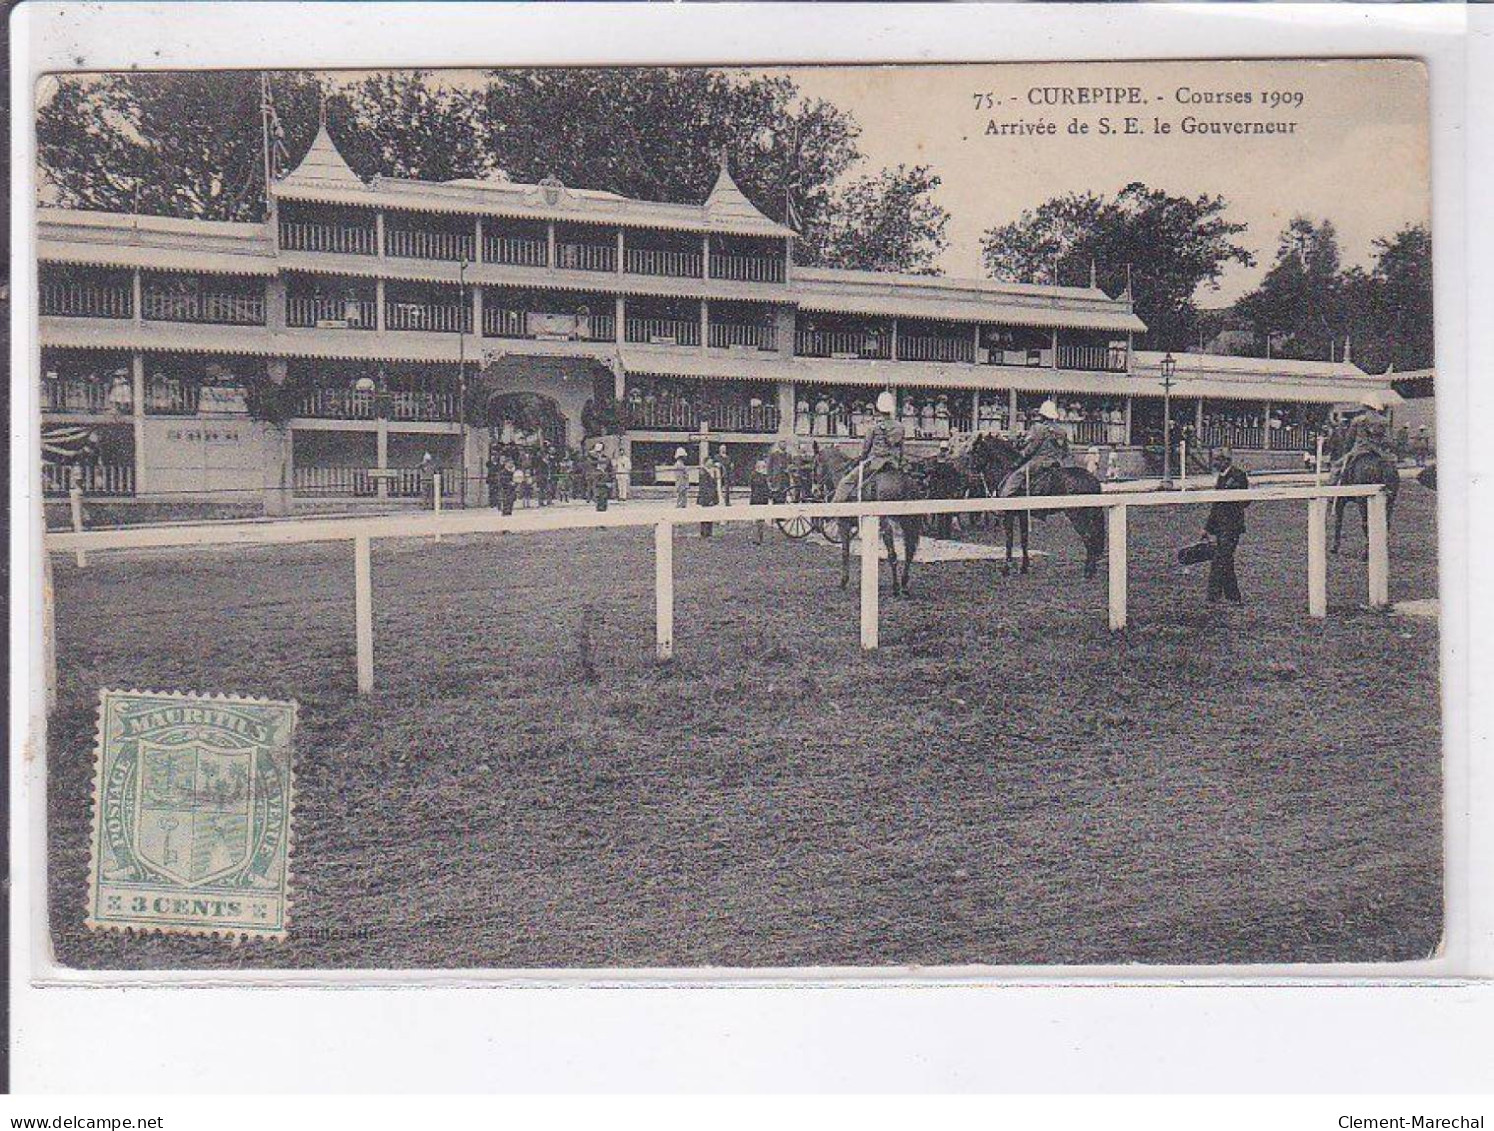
37,59,1428,308
779,59,1429,306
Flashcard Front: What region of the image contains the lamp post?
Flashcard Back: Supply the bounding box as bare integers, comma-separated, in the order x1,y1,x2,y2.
1160,351,1177,489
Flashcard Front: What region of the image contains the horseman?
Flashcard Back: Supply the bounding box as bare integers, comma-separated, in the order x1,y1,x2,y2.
1335,392,1395,483
998,399,1070,496
832,390,905,502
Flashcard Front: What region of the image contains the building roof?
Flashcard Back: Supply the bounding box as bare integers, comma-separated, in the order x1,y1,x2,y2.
36,208,277,275
1130,350,1394,404
272,128,794,239
791,267,1145,333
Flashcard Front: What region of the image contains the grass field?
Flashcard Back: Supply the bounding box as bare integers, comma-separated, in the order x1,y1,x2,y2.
45,485,1442,969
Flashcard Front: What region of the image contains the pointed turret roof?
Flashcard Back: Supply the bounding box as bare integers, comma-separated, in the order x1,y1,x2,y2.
703,153,776,228
277,124,364,194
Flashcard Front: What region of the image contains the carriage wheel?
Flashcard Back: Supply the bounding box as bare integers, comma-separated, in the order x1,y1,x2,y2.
776,516,812,540
814,516,844,544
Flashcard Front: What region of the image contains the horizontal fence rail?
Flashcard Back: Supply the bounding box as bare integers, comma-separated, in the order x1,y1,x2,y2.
44,484,1388,697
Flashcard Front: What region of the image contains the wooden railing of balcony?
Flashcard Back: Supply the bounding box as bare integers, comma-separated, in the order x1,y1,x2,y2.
386,228,476,262
1203,424,1267,451
1068,419,1112,445
482,235,549,268
557,243,616,272
286,296,378,329
142,290,266,326
794,329,893,360
39,281,133,319
625,317,701,346
628,400,780,433
385,303,472,334
42,462,135,497
295,388,463,421
1057,343,1128,372
708,254,785,283
624,248,703,279
145,380,200,416
41,378,111,413
297,389,377,420
708,322,777,351
293,465,459,499
1270,425,1311,451
482,308,616,341
898,336,975,364
280,221,377,256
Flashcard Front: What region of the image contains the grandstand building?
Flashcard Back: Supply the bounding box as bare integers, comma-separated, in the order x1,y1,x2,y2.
36,125,1397,505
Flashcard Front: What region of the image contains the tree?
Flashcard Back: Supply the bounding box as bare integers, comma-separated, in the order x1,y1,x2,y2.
1235,217,1346,361
1370,224,1433,371
331,72,495,182
980,183,1254,350
37,72,322,221
806,165,948,274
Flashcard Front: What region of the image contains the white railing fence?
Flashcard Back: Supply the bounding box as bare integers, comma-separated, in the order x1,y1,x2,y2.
44,484,1387,704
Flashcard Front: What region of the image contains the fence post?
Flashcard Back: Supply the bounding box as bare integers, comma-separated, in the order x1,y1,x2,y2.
860,513,879,650
1307,497,1328,618
1315,433,1325,487
354,535,374,693
654,520,674,661
1107,504,1128,631
69,481,87,568
1367,491,1390,608
433,471,443,542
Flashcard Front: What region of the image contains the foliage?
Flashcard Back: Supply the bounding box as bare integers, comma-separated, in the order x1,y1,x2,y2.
980,183,1254,350
1231,220,1431,372
805,164,949,275
36,68,946,273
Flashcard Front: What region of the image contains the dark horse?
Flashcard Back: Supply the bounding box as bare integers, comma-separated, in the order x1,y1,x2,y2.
1332,450,1401,555
922,450,984,539
968,433,1107,578
813,447,923,595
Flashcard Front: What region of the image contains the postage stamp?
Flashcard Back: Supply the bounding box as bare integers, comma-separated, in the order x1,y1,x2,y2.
85,690,297,940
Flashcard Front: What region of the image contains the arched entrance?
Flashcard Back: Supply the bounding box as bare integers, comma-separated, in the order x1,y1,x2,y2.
487,391,568,452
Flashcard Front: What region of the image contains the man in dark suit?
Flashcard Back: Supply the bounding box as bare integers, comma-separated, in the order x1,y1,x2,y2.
1203,447,1249,604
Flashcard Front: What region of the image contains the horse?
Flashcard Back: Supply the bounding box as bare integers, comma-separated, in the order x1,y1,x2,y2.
920,442,984,539
1332,449,1401,556
812,446,923,596
967,433,1107,579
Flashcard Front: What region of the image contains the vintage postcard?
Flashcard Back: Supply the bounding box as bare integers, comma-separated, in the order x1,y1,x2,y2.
85,690,297,940
35,58,1439,970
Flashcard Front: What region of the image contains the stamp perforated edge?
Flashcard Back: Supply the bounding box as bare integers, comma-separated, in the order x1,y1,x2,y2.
83,688,298,944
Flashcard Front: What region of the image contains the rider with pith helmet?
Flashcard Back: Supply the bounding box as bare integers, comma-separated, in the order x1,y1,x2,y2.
832,389,905,502
999,399,1070,496
1338,391,1396,473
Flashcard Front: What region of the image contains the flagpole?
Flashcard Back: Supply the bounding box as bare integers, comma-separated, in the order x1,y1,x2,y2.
260,72,274,217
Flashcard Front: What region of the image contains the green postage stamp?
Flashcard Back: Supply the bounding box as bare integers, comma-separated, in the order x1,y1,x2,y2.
86,690,297,940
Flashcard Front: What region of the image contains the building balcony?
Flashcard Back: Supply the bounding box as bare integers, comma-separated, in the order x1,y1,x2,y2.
483,235,548,268
556,242,616,273
141,290,266,326
981,347,1055,369
708,322,777,351
295,388,462,422
483,308,616,342
794,329,893,361
42,377,113,414
385,302,472,334
708,254,785,284
386,227,476,263
625,317,701,347
286,296,378,330
898,336,975,364
40,281,133,320
624,247,703,279
144,379,201,416
292,465,459,499
1057,342,1129,372
42,462,135,497
627,400,780,434
1201,423,1312,452
279,220,377,256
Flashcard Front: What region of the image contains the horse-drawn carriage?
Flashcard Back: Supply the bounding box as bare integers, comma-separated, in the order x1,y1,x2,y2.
770,455,839,543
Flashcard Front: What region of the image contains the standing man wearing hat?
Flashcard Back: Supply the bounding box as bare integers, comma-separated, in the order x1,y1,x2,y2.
588,440,613,512
998,399,1070,497
1203,447,1250,604
832,389,905,502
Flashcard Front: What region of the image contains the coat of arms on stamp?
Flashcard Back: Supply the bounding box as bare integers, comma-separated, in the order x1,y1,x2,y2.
86,690,297,940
